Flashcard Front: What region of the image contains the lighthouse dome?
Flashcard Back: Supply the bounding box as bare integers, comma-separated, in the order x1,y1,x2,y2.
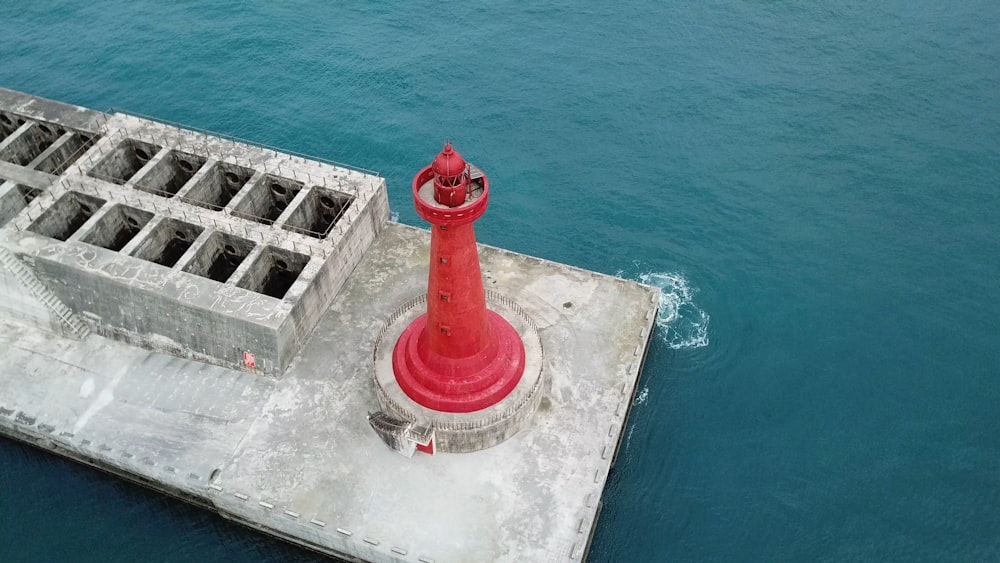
431,142,467,179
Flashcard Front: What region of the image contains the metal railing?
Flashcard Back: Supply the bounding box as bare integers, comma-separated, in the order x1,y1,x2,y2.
61,129,375,257
104,108,381,177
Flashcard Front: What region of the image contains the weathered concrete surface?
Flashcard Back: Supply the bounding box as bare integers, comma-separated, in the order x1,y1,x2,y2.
0,160,58,190
0,88,106,133
0,87,390,376
372,291,547,453
0,85,659,562
0,221,658,562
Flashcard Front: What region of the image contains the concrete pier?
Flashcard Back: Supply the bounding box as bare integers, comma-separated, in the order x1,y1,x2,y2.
0,88,658,562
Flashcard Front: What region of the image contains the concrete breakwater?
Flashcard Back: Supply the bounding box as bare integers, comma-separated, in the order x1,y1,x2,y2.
0,88,658,562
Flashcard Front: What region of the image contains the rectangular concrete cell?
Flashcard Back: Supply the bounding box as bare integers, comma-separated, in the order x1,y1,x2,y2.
232,174,303,225
282,187,354,239
0,122,62,166
236,245,309,299
0,111,27,141
181,160,255,210
130,218,204,267
183,230,255,283
0,184,43,226
34,132,100,175
81,204,154,252
135,150,206,197
87,138,162,185
28,191,106,241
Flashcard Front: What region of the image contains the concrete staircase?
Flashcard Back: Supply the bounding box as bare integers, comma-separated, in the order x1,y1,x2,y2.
0,246,91,339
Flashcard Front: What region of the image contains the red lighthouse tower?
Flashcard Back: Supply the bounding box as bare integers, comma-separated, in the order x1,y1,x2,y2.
392,143,526,413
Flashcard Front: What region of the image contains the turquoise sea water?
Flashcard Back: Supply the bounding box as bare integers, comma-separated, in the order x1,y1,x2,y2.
1,2,999,561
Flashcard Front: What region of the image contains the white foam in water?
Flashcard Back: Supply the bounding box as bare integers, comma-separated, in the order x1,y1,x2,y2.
619,267,710,350
389,210,400,222
633,385,649,405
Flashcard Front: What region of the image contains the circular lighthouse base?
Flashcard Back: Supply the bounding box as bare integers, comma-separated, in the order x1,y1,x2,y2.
392,310,526,413
373,292,544,453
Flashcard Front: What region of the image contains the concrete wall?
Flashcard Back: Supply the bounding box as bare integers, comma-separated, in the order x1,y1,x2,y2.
8,176,389,377
0,182,42,227
282,182,390,367
282,186,353,238
0,256,60,334
129,216,204,268
33,132,97,175
80,204,154,252
32,251,280,373
232,173,303,224
180,160,255,211
0,110,27,139
87,138,160,185
28,191,106,242
181,229,256,283
1,93,391,378
235,245,310,299
135,150,205,197
0,122,62,166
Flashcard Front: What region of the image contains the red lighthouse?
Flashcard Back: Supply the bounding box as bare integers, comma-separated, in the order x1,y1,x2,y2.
392,143,526,413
